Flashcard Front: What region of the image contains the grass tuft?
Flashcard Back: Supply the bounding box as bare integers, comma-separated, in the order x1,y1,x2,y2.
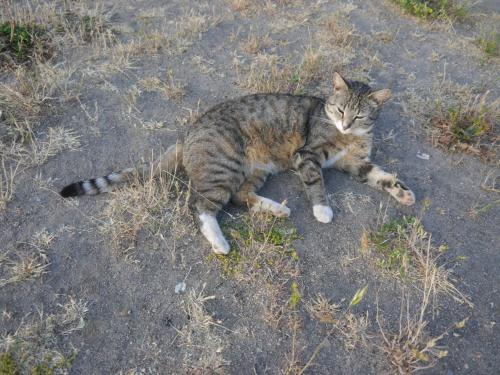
211,211,301,328
179,285,228,372
0,297,87,374
306,292,369,351
430,91,499,162
391,0,469,21
475,31,499,58
0,21,51,64
100,163,193,259
364,214,472,307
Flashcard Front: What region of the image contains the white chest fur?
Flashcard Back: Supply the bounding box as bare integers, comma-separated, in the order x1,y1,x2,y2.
322,149,347,168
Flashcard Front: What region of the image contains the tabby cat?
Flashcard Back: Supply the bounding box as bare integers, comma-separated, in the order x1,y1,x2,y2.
60,72,415,254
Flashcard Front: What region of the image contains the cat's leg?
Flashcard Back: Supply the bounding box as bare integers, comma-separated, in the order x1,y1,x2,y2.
293,150,333,223
344,160,415,206
196,204,231,254
232,170,290,217
194,186,235,255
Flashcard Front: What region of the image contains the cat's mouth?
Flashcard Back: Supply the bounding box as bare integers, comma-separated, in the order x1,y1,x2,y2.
336,122,352,134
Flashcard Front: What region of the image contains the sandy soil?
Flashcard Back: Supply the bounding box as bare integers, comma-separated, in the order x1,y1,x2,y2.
0,0,498,374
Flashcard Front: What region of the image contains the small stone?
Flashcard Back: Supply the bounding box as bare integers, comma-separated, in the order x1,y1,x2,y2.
175,281,187,294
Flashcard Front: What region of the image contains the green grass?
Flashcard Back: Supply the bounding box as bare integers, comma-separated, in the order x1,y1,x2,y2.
0,22,47,63
369,216,419,278
391,0,468,21
0,352,19,375
210,214,300,277
289,281,301,309
475,31,499,58
431,92,498,161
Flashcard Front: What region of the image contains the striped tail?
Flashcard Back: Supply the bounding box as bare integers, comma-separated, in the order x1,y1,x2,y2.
60,143,183,198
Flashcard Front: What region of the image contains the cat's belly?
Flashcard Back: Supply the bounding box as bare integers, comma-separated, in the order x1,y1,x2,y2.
322,149,347,168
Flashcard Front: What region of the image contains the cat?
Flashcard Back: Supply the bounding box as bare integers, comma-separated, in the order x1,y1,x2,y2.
60,72,415,254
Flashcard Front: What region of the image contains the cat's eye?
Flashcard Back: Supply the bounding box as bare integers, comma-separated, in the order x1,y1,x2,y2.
354,115,365,120
337,107,344,115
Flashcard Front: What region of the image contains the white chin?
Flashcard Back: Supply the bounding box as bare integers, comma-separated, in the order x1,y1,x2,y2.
335,123,350,134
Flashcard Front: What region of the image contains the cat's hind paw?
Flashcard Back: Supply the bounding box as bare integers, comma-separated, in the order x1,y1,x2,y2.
313,205,333,223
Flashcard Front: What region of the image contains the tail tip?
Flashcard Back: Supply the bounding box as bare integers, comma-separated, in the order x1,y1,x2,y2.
60,184,79,198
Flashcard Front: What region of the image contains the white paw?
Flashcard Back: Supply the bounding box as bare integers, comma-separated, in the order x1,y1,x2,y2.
399,189,416,206
252,196,291,218
199,213,231,255
211,237,231,255
313,205,333,223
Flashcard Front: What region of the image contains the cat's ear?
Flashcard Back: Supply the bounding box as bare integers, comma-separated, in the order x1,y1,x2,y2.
368,89,391,105
332,72,348,92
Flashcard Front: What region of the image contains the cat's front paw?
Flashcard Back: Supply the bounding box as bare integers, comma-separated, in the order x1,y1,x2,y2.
399,189,416,206
313,205,333,223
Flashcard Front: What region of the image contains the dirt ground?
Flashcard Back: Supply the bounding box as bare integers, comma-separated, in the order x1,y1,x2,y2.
0,0,499,374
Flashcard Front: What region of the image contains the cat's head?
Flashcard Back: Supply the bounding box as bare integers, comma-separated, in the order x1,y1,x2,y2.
325,72,391,135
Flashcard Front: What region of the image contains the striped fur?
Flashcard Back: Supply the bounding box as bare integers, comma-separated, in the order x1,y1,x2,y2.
60,144,183,197
60,73,415,254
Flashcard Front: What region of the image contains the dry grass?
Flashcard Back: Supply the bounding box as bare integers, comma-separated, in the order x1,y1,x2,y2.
314,7,357,71
0,229,56,287
362,212,472,308
0,250,49,287
0,160,19,211
236,53,294,93
0,296,88,374
210,211,300,328
322,10,357,48
236,47,324,94
227,0,301,16
138,71,186,101
376,287,451,374
100,162,193,259
177,285,228,372
430,91,499,162
241,31,272,54
306,290,370,351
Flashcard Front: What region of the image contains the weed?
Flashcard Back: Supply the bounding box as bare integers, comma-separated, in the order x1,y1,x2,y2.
0,247,49,288
376,287,451,373
211,212,301,329
207,248,243,277
0,297,87,374
306,290,370,350
391,0,469,21
430,91,499,161
289,281,301,309
0,21,50,64
369,216,417,278
0,352,18,375
475,31,499,58
364,214,472,307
